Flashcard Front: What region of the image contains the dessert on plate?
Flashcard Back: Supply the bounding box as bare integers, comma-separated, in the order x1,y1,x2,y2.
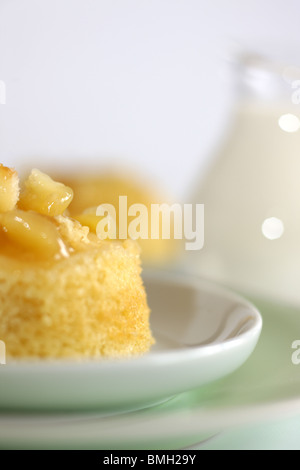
0,165,154,359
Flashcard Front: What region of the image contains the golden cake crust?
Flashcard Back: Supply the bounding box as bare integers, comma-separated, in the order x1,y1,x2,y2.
0,166,154,359
0,239,153,359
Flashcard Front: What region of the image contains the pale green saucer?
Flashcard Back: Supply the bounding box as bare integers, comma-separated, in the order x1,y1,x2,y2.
1,277,298,449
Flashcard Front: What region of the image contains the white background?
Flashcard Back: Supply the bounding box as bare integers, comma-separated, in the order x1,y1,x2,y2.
0,0,299,199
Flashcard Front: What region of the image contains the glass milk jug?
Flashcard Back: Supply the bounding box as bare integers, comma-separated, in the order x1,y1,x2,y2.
187,53,300,304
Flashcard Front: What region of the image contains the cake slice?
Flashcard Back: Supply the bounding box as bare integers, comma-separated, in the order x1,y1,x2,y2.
0,166,154,359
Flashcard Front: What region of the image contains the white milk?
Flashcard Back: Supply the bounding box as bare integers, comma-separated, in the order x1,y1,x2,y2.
187,71,300,304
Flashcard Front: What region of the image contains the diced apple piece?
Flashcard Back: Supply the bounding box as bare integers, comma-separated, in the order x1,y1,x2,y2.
19,169,73,216
0,209,64,258
73,207,116,239
0,164,20,212
73,207,100,233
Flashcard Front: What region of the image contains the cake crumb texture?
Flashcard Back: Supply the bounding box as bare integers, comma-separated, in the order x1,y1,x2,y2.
0,240,154,359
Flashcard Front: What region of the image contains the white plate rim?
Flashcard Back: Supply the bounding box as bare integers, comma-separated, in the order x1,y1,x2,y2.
1,271,262,372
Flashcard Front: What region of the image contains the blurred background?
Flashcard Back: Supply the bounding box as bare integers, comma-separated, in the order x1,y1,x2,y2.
0,0,299,199
1,0,300,302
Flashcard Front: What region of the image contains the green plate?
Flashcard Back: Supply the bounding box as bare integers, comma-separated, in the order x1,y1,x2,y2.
0,296,298,449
